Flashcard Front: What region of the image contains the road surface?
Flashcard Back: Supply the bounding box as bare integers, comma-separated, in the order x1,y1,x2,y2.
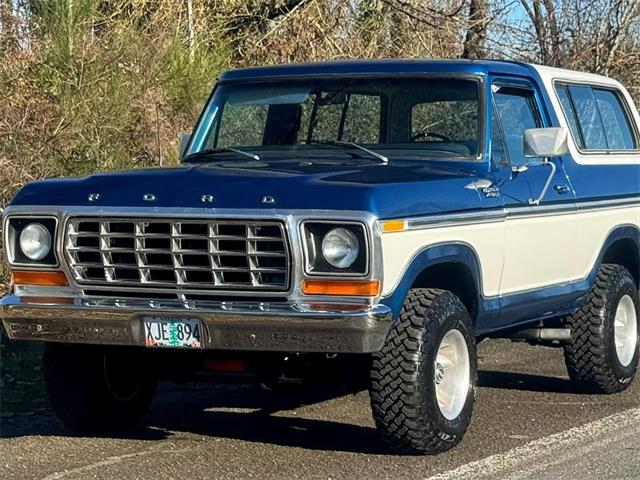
1,339,639,479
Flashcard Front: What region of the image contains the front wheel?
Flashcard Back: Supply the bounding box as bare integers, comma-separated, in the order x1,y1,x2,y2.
369,288,477,454
44,344,157,433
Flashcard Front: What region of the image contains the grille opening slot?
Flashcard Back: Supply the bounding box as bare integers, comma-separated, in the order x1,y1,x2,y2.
146,253,172,266
223,271,251,284
256,240,284,253
77,222,99,233
77,236,99,248
109,222,134,234
149,269,175,283
185,270,214,284
110,237,135,249
77,251,101,263
254,225,280,237
144,223,171,235
183,254,209,267
114,268,139,281
185,294,288,302
84,267,105,280
111,252,136,265
181,238,208,251
219,224,246,236
219,240,246,252
220,255,249,268
145,238,170,250
84,290,178,300
261,273,286,285
181,223,208,236
256,256,286,270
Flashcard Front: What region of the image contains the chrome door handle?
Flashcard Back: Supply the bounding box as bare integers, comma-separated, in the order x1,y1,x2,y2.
554,184,570,194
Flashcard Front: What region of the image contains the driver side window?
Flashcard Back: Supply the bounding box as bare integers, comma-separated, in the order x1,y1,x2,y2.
493,86,543,167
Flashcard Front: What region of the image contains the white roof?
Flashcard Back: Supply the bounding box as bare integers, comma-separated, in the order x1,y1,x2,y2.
531,64,624,89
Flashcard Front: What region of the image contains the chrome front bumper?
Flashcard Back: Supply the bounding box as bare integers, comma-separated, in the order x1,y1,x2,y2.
0,295,392,353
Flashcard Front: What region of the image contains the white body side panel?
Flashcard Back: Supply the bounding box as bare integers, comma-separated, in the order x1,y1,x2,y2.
381,220,506,298
380,203,640,298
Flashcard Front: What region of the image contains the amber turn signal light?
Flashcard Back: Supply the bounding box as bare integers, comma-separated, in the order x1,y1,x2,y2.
302,279,380,297
381,219,407,233
12,270,69,287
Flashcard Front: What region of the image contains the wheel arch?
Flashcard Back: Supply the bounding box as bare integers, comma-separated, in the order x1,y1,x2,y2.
381,242,483,322
597,225,640,288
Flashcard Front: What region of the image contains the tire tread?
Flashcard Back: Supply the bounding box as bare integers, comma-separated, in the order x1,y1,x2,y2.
564,264,638,394
370,288,475,454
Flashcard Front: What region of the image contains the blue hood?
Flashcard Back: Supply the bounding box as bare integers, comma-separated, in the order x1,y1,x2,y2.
10,159,486,219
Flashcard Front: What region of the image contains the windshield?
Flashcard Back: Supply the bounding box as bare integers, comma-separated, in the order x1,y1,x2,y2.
187,76,482,161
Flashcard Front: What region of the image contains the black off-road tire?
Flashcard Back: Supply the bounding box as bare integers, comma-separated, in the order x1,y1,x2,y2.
564,264,640,394
44,343,157,433
370,288,477,455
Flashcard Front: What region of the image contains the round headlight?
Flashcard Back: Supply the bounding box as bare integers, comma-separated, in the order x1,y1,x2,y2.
19,223,52,261
321,227,360,269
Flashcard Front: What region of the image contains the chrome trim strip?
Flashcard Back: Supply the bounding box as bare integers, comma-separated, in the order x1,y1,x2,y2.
575,197,640,211
406,210,505,230
0,295,392,353
395,196,640,232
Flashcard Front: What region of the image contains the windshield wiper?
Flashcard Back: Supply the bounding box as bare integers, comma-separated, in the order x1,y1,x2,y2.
185,147,260,162
308,140,388,164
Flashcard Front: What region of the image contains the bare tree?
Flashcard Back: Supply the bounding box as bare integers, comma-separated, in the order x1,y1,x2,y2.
463,0,489,59
518,0,561,65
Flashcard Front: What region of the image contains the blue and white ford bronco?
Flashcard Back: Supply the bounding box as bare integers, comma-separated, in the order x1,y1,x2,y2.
2,60,639,454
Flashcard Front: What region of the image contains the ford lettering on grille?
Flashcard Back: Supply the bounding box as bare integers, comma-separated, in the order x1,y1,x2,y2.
64,218,290,291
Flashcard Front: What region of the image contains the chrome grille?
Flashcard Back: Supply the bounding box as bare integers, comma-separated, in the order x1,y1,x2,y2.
64,218,290,291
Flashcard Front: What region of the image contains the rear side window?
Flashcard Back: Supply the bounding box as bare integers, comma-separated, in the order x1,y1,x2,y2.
594,89,637,149
556,85,584,149
555,83,638,152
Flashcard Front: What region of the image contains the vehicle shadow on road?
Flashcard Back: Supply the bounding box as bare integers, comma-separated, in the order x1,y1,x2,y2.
0,382,390,454
478,370,579,394
1,370,589,452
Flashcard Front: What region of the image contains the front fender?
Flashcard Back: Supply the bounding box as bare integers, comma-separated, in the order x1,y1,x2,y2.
380,242,483,319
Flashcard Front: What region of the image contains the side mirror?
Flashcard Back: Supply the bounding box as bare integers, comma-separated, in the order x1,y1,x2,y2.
523,127,569,158
179,133,191,161
515,128,569,206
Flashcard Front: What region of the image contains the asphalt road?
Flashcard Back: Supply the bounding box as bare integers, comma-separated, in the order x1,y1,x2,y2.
1,339,640,480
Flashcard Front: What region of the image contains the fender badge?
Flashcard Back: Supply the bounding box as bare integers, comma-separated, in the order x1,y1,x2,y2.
87,193,101,202
465,179,493,190
143,194,156,202
465,179,501,199
201,194,214,204
262,195,276,205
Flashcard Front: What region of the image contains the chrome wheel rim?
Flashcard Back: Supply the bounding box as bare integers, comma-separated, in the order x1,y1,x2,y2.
614,295,638,367
435,329,470,421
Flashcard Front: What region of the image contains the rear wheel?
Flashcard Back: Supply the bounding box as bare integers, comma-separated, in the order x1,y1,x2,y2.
44,343,156,433
370,288,476,454
564,264,640,393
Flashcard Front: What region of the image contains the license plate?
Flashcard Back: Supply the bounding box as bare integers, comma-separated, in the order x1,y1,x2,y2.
143,317,204,348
